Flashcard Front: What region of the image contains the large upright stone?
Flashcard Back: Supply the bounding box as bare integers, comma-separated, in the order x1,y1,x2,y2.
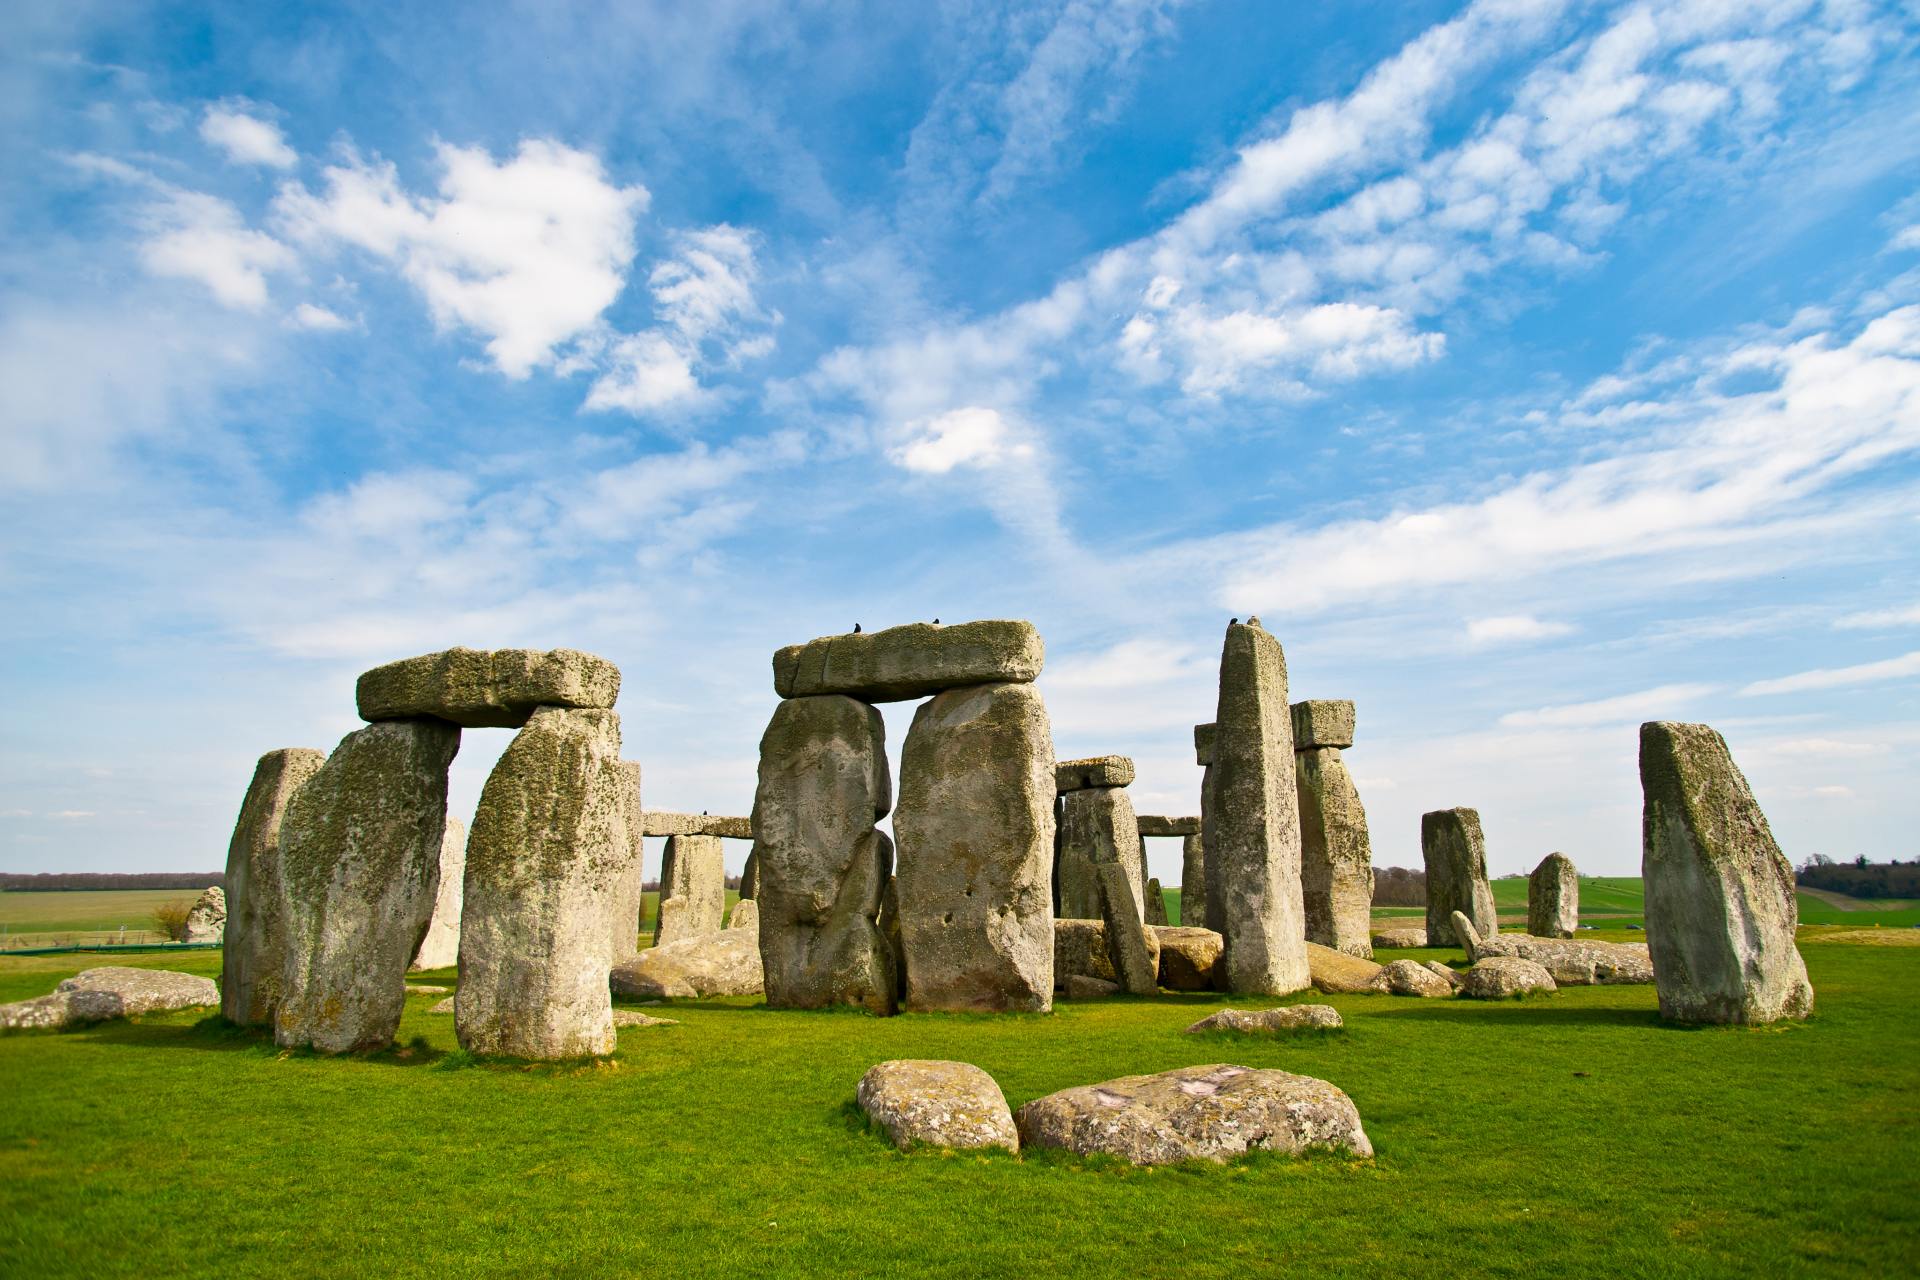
458,707,627,1060
182,886,227,943
1094,862,1159,995
221,747,326,1027
275,720,459,1053
410,816,467,971
356,647,620,728
1056,786,1145,921
1640,721,1813,1025
774,620,1043,702
1180,833,1206,928
1195,722,1219,933
751,695,896,1014
895,681,1054,1012
1206,620,1308,996
609,762,645,962
1528,852,1578,939
655,834,726,944
1423,808,1497,947
1143,877,1169,927
1294,704,1374,959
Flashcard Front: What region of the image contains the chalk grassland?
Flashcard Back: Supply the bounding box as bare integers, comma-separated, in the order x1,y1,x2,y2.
1,937,1914,1278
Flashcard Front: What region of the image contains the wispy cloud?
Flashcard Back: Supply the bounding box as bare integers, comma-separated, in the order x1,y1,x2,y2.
1835,602,1920,629
1741,650,1920,697
1467,615,1575,646
1500,682,1716,728
199,102,296,168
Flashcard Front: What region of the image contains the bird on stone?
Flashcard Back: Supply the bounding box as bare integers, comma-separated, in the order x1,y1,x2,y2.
1230,617,1239,625
853,623,861,633
932,618,940,624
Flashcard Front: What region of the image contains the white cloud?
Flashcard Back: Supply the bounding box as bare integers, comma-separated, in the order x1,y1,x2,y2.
139,188,294,310
584,333,701,413
1500,682,1716,728
1466,614,1574,645
1835,602,1920,629
47,810,96,820
288,302,350,331
1741,650,1920,697
889,406,1033,474
199,104,296,168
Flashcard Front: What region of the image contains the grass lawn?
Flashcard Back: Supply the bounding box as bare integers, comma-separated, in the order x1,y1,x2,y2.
0,889,205,948
1,933,1913,1278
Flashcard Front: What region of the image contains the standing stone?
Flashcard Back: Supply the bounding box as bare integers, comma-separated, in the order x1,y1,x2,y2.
609,762,644,962
895,681,1054,1012
221,747,326,1028
182,886,227,943
1528,852,1579,939
655,834,725,944
1207,620,1309,996
275,720,460,1053
739,850,759,900
1293,701,1374,959
1095,862,1160,995
1056,786,1145,921
457,706,627,1060
727,898,759,932
1423,808,1497,947
751,695,896,1014
1180,833,1206,928
879,876,906,1003
1640,721,1813,1025
409,817,467,971
1143,877,1169,926
1195,722,1221,933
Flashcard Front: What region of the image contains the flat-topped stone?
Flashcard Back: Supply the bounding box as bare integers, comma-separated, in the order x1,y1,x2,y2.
357,647,620,728
857,1060,1019,1152
1193,723,1216,767
1186,1005,1343,1034
774,620,1042,702
0,967,219,1033
640,812,752,839
1307,942,1385,995
1056,755,1134,791
1153,926,1222,990
1462,956,1557,999
609,929,764,999
1136,815,1201,837
1290,699,1355,749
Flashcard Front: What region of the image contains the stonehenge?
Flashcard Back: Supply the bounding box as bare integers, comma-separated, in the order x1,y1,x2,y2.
774,619,1043,701
655,834,727,945
1640,721,1813,1025
1055,756,1145,921
1422,807,1498,947
221,747,326,1027
410,816,467,971
356,647,620,729
1193,722,1217,932
1292,699,1374,959
1094,862,1160,995
609,763,644,963
182,886,226,943
1528,852,1578,939
1142,877,1169,926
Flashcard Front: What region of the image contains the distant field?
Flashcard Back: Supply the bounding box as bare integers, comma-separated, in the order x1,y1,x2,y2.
0,890,202,947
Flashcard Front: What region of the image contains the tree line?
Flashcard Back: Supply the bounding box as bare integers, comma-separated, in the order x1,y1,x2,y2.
1796,857,1918,900
1,872,224,892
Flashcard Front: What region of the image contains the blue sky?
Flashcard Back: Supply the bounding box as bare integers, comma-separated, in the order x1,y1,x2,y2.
4,0,1918,883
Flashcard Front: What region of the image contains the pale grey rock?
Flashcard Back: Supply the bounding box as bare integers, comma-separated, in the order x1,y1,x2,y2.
1290,699,1355,749
1153,926,1223,991
1454,911,1654,985
775,620,1043,702
1143,877,1169,927
429,996,456,1014
751,695,896,1014
1422,808,1498,947
1462,956,1558,999
356,647,619,729
856,1060,1019,1152
1053,919,1115,987
1056,785,1145,921
609,763,645,963
404,983,449,995
1377,958,1453,998
457,706,627,1060
1296,745,1374,959
1206,620,1309,995
610,929,765,999
1371,927,1428,949
1014,1064,1372,1166
895,681,1055,1012
1641,721,1814,1025
727,898,759,932
654,896,691,946
410,816,467,971
1528,852,1579,939
640,812,752,839
1055,755,1135,791
1065,974,1121,999
221,747,326,1027
1423,961,1465,990
613,1010,679,1028
655,834,726,944
275,719,459,1054
0,967,218,1033
1095,862,1159,995
1307,941,1385,995
1181,833,1207,930
182,886,226,943
1136,815,1201,838
1185,1005,1343,1034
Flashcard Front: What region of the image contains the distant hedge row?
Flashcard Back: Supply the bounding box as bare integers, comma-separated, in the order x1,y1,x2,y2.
0,872,225,892
1797,859,1919,900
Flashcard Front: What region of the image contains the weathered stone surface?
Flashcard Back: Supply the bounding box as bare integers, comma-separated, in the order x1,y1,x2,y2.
356,647,620,728
1153,926,1223,990
739,850,759,899
1641,721,1814,1025
1423,808,1498,947
1453,911,1653,985
1066,974,1121,999
1181,833,1206,929
609,929,765,999
609,763,644,963
1528,852,1579,939
221,747,326,1027
655,834,726,944
1423,961,1465,990
410,816,466,971
1377,958,1453,997
895,681,1055,1012
1296,746,1374,959
879,876,905,1002
1185,1005,1343,1034
456,706,626,1060
0,968,219,1033
1053,919,1115,987
1055,755,1135,791
1290,699,1355,750
613,1010,680,1028
774,620,1043,702
405,983,449,995
182,886,226,943
1095,862,1159,995
1136,815,1201,838
640,812,753,839
1057,785,1145,921
1193,722,1216,767
1206,620,1309,996
1143,877,1169,927
857,1060,1019,1152
1015,1064,1372,1166
728,898,759,932
1372,927,1428,949
275,719,459,1054
429,996,456,1014
752,694,896,1014
1307,942,1385,995
1462,956,1558,999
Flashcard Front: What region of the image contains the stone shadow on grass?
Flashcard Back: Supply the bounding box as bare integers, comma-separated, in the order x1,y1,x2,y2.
1365,1003,1664,1029
84,1014,453,1066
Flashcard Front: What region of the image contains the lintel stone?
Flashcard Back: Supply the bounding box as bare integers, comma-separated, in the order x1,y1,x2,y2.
773,620,1042,702
640,812,752,839
1135,815,1200,838
1193,723,1216,767
356,647,619,729
1290,700,1355,750
1055,755,1135,792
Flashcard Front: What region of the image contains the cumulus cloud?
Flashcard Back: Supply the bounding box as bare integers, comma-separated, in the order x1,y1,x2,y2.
889,406,1033,473
1741,650,1920,697
140,188,295,309
199,104,297,168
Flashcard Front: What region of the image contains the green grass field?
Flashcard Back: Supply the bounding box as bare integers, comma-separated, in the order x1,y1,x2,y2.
0,889,203,947
1,932,1914,1277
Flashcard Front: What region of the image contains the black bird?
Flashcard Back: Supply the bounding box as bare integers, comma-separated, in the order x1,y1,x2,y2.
932,618,940,625
1230,617,1239,625
853,623,862,633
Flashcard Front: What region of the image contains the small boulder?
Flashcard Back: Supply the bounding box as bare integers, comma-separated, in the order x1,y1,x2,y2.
610,930,764,1000
1371,927,1427,949
1185,1005,1343,1034
1065,975,1120,999
1014,1064,1372,1166
1153,926,1223,991
1376,959,1453,998
856,1060,1019,1152
613,1010,679,1028
1462,956,1558,999
1307,941,1385,994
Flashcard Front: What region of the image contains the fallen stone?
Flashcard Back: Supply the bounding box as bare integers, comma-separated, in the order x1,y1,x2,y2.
1153,926,1223,991
1065,975,1121,999
1053,919,1115,987
610,929,765,999
1371,927,1427,949
1376,959,1453,998
1423,961,1465,990
182,886,226,943
1143,877,1169,927
1296,742,1374,959
1528,851,1579,939
1462,956,1558,999
221,747,326,1028
775,620,1043,702
1641,721,1814,1025
1057,785,1145,921
857,1060,1019,1152
1014,1064,1372,1166
613,1010,679,1028
656,834,726,944
609,762,645,963
1307,942,1386,995
640,812,753,839
1136,815,1201,838
410,816,467,971
429,996,455,1014
1422,808,1498,947
1290,699,1355,750
1185,1005,1343,1034
895,680,1055,1012
727,898,759,932
1180,833,1206,929
356,647,619,729
405,983,450,995
1095,863,1159,995
1055,755,1135,791
275,718,459,1054
0,967,219,1033
1453,912,1653,985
